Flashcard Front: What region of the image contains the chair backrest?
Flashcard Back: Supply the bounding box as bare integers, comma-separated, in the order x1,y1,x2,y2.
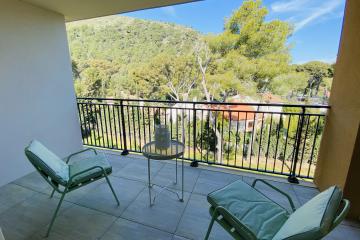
24,140,69,185
273,186,349,240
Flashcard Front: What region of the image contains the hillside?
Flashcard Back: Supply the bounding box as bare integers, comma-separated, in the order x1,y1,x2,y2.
67,11,332,103
67,16,202,65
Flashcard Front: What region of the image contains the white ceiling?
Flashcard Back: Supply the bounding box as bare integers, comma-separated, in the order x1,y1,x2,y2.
21,0,200,22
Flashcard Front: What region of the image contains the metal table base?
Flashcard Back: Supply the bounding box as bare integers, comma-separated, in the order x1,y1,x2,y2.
147,157,184,206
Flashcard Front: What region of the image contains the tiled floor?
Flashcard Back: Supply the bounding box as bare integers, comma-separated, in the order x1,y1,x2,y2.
0,151,359,240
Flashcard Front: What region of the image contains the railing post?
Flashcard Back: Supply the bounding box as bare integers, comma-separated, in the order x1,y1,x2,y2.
120,100,129,155
190,103,198,167
77,101,85,144
288,106,305,184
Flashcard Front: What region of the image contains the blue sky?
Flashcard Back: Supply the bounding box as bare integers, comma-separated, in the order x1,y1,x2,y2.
124,0,346,64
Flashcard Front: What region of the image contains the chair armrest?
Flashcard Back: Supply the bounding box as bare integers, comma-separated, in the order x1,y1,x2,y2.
252,179,296,212
330,199,350,231
66,148,97,163
67,165,106,186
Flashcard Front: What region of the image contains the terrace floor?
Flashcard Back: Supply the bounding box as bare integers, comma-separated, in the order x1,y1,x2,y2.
0,150,359,240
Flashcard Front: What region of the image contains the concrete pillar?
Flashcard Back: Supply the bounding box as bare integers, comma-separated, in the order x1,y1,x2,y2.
0,0,83,186
315,0,360,220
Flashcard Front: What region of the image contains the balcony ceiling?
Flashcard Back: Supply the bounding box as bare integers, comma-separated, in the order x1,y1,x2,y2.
22,0,200,22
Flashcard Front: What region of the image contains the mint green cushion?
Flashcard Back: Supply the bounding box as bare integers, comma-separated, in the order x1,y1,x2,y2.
25,140,69,185
273,186,343,240
208,180,289,240
69,154,112,186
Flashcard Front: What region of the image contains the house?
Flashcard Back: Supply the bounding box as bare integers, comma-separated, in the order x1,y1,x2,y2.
209,103,261,132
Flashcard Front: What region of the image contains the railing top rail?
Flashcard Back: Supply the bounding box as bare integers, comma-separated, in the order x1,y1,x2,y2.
77,97,330,109
77,102,326,116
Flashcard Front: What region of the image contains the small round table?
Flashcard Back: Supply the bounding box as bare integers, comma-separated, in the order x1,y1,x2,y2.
142,140,185,206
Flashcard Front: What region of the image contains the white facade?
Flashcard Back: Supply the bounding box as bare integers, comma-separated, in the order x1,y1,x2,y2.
0,0,82,186
230,120,255,132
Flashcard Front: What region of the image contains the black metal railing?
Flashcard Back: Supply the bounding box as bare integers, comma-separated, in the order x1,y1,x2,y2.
77,97,330,182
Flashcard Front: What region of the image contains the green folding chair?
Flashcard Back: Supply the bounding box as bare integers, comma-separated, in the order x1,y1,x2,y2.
24,140,120,237
205,179,350,240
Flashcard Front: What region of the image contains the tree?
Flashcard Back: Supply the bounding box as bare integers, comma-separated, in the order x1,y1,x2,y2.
193,0,293,163
72,60,80,80
270,72,309,97
296,61,334,97
224,0,291,58
207,0,292,92
193,41,226,162
75,59,121,97
131,53,199,100
197,117,217,153
108,69,132,98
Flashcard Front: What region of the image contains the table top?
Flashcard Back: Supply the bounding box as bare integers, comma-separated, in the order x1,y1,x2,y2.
142,140,185,160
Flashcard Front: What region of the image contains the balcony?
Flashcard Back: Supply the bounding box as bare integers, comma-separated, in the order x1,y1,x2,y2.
0,150,359,239
1,0,360,239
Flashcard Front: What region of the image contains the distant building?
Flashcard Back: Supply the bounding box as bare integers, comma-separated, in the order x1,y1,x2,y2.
209,103,257,132
258,93,283,116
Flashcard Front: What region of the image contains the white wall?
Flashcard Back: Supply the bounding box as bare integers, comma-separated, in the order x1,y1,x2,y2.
0,0,83,186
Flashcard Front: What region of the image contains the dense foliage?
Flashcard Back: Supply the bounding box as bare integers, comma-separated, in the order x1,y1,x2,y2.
68,15,201,99
67,0,334,103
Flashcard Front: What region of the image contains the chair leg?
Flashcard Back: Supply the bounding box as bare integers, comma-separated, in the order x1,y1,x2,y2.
204,212,217,240
105,175,120,206
50,189,56,198
46,191,66,237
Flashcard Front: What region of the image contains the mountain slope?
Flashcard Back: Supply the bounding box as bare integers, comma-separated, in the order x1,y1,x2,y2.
67,16,202,65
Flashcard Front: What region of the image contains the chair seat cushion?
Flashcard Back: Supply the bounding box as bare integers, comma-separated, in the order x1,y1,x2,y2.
68,154,112,186
273,186,343,240
208,180,289,240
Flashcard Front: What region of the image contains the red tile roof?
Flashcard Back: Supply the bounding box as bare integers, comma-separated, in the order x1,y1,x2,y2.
210,104,256,121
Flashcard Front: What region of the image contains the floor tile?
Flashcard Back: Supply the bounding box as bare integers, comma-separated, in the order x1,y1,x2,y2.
51,178,104,203
13,171,53,194
35,204,116,240
324,224,360,240
176,193,233,240
121,188,190,233
30,230,79,240
75,176,146,216
101,218,173,240
106,154,132,172
152,163,201,193
292,184,320,205
0,192,73,240
193,170,241,195
342,219,360,229
172,235,191,240
0,183,35,215
113,158,165,182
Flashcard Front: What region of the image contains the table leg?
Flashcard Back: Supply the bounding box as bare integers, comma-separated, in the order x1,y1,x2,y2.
181,156,184,202
175,157,178,185
147,157,152,206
